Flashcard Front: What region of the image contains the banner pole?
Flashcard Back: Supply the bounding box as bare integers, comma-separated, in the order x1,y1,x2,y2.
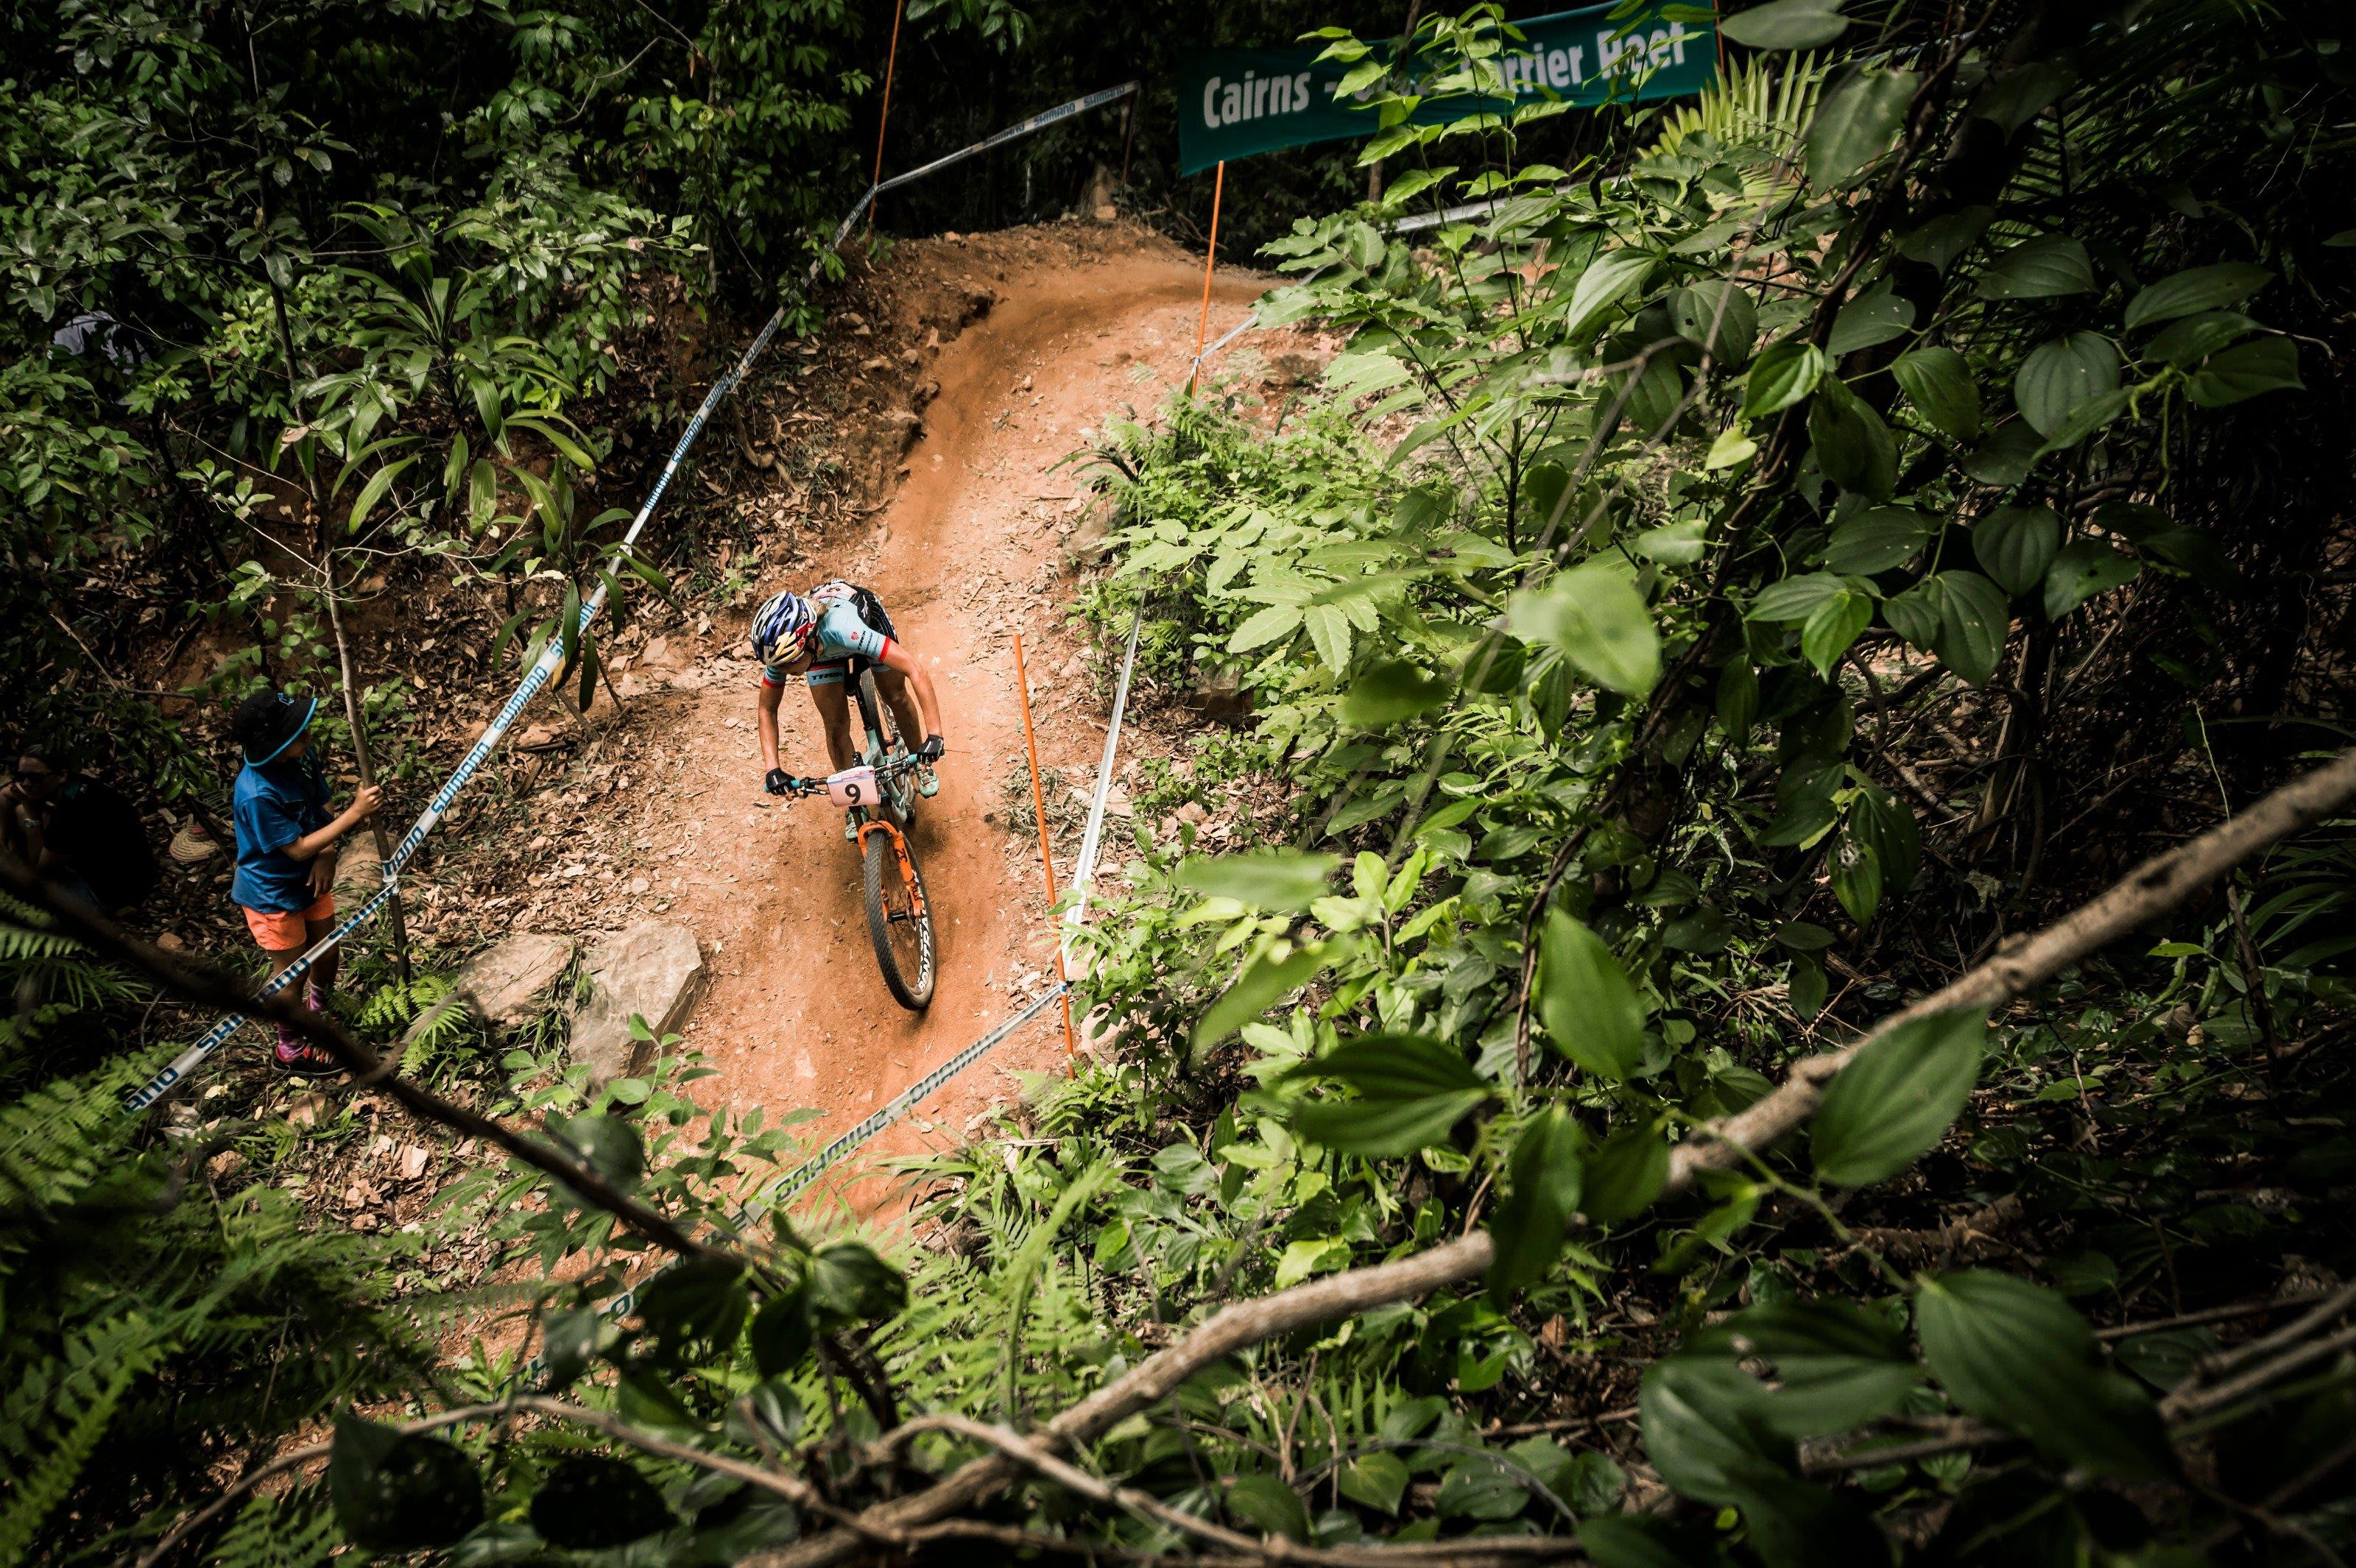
1188,160,1225,395
870,0,906,228
1011,632,1081,1069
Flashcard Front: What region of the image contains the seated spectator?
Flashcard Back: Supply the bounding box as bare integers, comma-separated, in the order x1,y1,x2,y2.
49,758,155,914
229,690,381,1076
1,752,156,916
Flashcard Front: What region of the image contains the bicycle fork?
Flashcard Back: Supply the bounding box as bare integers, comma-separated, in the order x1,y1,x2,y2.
856,818,928,919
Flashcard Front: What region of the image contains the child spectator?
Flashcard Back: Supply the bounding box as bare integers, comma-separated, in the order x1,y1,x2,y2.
229,689,381,1076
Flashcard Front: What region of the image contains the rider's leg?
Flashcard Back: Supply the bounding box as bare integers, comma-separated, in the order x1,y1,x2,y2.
875,666,924,752
807,678,856,771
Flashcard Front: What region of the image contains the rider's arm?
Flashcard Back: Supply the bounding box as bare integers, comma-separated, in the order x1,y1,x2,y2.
879,638,944,742
756,676,788,774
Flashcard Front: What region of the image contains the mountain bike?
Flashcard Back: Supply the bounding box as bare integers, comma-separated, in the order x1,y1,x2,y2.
782,665,937,1010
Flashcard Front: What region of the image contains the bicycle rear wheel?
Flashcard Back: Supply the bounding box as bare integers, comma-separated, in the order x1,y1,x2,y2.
862,827,936,1010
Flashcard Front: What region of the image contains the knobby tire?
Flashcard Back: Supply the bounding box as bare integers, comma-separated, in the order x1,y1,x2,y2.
864,830,935,1010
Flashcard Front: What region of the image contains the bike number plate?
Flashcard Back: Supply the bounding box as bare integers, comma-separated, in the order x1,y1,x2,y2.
825,766,879,808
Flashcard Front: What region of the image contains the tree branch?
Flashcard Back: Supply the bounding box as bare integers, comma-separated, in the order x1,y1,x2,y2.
755,746,2356,1567
0,854,731,1265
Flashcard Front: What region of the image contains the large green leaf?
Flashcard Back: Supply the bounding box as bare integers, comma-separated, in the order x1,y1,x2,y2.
1719,0,1849,50
1303,601,1353,671
1810,1006,1986,1185
2014,333,2120,438
1581,1120,1669,1223
1194,942,1341,1050
330,1417,484,1552
2123,262,2271,328
1668,280,1758,363
1562,247,1656,339
1828,827,1881,923
1344,660,1453,728
1292,1033,1492,1156
1507,562,1660,696
1228,604,1301,651
805,1240,906,1327
1975,233,2095,300
1338,1452,1411,1516
1826,289,1916,356
1807,68,1918,188
529,1457,672,1549
1972,506,2060,596
1807,378,1896,498
1930,569,2011,685
1486,1106,1584,1304
346,454,420,534
1824,507,1933,573
1740,339,1824,418
1693,1299,1922,1437
1539,912,1645,1081
1178,851,1340,911
2184,336,2303,406
2042,540,2142,619
1639,1358,1791,1505
1800,588,1873,676
545,1112,644,1194
1224,1474,1311,1540
1747,571,1849,624
2148,310,2258,368
1891,346,1982,440
1851,784,1922,893
1914,1271,2173,1478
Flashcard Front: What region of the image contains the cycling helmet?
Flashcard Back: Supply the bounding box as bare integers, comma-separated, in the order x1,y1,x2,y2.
750,590,819,665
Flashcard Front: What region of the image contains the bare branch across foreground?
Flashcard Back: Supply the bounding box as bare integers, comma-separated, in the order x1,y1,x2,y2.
0,853,733,1266
755,747,2356,1567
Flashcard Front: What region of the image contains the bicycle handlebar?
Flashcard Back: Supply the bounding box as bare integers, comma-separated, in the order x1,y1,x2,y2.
779,754,927,801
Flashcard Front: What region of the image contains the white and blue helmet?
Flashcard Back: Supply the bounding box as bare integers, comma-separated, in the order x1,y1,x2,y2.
750,590,819,665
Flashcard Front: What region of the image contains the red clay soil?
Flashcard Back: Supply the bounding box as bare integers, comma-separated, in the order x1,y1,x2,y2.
641,232,1266,1222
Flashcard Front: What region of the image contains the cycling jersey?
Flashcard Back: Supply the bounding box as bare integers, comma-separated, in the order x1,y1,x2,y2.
760,581,897,688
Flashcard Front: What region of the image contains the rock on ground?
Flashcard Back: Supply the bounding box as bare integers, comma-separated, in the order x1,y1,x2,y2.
568,922,706,1081
452,933,577,1027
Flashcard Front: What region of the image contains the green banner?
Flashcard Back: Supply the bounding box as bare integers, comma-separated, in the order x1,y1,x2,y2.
1177,1,1717,176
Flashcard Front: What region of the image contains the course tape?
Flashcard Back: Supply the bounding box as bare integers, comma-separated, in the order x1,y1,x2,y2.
124,79,1141,1116
502,506,1151,1386
506,978,1074,1388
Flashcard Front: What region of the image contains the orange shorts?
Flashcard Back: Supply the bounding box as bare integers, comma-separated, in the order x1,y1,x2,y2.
242,893,335,951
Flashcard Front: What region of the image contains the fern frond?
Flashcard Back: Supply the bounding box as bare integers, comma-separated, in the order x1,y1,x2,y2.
1651,51,1826,160
205,1484,341,1568
0,1316,165,1566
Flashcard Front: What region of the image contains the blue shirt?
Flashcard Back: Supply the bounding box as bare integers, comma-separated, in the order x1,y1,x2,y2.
230,756,331,912
761,599,892,687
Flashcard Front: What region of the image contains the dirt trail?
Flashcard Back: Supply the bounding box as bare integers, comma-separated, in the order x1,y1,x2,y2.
640,234,1264,1216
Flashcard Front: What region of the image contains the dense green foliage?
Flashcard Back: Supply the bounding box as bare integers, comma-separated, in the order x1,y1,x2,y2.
6,0,2356,1566
0,0,876,781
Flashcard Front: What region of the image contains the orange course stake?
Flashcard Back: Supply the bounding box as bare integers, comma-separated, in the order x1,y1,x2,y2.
1012,632,1082,1067
870,0,906,226
1188,160,1226,394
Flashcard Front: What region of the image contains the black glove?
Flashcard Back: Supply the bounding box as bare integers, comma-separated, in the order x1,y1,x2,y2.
764,767,793,797
919,733,946,763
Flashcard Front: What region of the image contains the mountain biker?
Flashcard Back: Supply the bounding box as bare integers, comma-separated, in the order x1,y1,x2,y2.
750,580,945,801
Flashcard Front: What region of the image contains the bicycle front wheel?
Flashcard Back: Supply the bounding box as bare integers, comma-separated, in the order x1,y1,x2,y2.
863,828,936,1011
